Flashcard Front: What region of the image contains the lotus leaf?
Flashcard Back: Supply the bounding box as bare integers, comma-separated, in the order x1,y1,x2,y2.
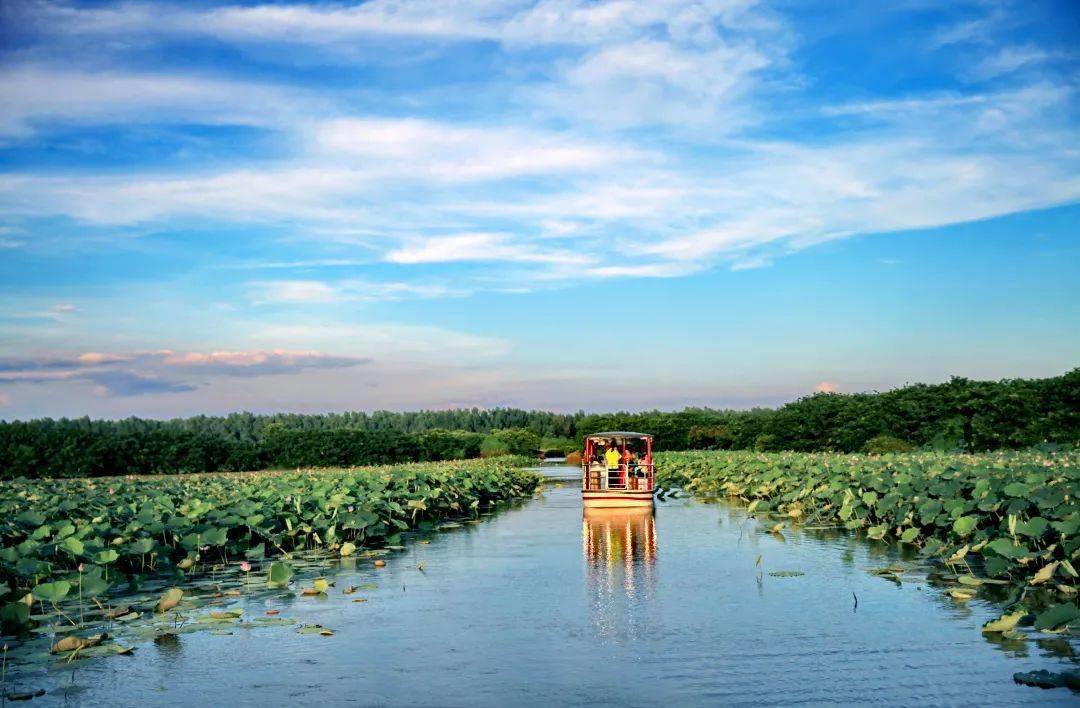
982,611,1025,634
952,516,978,536
33,580,71,603
1034,603,1080,631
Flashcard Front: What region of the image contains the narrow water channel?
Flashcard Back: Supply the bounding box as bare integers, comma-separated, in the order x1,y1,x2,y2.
25,472,1079,706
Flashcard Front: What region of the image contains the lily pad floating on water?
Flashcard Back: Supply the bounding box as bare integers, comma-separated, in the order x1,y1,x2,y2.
982,610,1026,634
246,616,294,627
297,624,333,636
300,577,333,596
51,633,109,654
208,610,243,620
768,570,805,578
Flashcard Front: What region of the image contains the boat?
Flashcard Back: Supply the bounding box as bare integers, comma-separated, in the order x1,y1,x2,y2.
580,431,655,508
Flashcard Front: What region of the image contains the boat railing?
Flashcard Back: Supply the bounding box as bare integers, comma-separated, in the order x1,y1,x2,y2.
582,462,654,491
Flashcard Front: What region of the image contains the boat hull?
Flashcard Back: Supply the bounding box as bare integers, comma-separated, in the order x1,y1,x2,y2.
582,488,655,508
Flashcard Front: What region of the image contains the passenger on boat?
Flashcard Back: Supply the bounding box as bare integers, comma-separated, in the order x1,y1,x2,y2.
604,444,621,471
633,453,648,476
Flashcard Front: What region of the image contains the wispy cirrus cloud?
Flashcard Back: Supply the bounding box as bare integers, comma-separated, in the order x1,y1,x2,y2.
0,65,314,139
385,232,578,265
247,278,465,304
314,118,627,180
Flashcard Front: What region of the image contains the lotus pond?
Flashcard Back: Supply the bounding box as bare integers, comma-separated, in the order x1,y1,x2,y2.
0,458,539,636
2,455,1079,705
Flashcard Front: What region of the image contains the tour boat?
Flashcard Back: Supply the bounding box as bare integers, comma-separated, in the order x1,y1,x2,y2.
581,432,655,508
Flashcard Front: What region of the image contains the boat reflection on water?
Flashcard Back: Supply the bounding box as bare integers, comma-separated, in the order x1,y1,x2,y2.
583,507,658,638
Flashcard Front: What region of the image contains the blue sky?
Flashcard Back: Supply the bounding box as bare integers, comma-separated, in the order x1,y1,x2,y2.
0,0,1077,419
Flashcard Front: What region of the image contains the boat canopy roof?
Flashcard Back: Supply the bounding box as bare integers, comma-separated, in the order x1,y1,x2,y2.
586,431,652,440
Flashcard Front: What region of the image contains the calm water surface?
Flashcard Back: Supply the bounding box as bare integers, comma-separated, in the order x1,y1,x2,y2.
18,470,1079,706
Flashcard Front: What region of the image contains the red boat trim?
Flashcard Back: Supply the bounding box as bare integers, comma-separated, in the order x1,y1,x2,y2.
581,494,655,500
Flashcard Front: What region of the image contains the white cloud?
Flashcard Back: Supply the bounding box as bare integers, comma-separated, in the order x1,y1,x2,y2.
970,45,1052,79
0,66,308,138
814,381,838,393
385,232,577,265
30,0,776,49
569,262,703,279
250,280,340,303
247,278,463,303
730,255,772,271
538,37,772,128
249,321,512,360
13,1,784,132
314,118,624,180
822,94,988,117
0,392,10,407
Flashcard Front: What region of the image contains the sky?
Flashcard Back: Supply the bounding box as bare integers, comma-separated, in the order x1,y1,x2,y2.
0,0,1078,420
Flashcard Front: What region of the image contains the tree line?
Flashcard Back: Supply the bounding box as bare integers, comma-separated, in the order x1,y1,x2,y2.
1,369,1076,478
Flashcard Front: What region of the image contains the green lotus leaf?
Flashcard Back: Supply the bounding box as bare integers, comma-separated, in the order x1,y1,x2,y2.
952,516,978,536
59,536,85,556
984,538,1029,559
96,549,119,564
0,601,31,630
203,527,229,546
900,527,921,543
1003,482,1029,497
15,510,46,527
128,538,155,555
267,561,294,587
33,580,71,603
1034,603,1080,631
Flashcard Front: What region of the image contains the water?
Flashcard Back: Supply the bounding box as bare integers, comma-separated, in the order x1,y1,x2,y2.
13,473,1078,706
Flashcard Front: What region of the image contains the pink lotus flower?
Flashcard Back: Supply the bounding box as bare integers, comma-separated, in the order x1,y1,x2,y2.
77,564,84,572
240,561,251,572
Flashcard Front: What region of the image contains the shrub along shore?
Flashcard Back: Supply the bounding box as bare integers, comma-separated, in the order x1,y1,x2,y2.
2,368,1077,479
655,450,1080,630
0,457,539,633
